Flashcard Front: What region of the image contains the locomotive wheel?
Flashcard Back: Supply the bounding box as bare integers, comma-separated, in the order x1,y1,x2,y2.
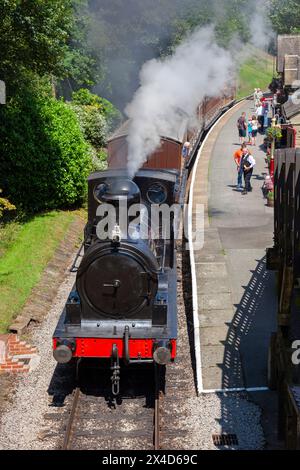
267,332,278,391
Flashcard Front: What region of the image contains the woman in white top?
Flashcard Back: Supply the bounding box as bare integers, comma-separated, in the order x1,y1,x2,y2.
251,115,259,146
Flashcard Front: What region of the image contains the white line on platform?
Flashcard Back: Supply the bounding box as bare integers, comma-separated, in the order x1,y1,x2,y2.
201,387,269,394
188,99,247,396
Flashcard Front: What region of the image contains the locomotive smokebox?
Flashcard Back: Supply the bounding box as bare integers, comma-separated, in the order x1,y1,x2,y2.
95,177,140,208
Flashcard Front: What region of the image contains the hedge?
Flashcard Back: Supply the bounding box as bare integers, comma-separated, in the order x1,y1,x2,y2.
0,88,92,213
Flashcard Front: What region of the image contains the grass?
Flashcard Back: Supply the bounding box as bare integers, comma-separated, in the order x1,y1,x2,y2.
237,48,275,100
0,210,77,333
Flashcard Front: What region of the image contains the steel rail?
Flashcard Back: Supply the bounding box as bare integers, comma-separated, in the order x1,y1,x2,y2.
62,387,81,450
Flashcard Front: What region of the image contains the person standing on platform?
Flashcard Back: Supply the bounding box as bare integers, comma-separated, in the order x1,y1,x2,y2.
256,102,264,133
263,101,269,130
251,115,258,145
247,117,253,144
257,88,263,103
237,112,247,144
241,148,256,195
233,143,247,190
254,88,258,108
182,141,191,160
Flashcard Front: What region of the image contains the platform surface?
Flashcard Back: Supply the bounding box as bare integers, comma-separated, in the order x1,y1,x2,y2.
191,99,277,392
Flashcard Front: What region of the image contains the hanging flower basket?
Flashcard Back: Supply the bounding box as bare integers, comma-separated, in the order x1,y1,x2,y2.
266,126,282,142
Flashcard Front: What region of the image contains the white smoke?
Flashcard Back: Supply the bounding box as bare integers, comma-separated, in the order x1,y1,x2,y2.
249,2,275,50
125,27,235,177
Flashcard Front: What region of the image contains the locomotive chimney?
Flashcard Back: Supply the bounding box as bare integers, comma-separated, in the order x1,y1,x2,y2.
95,177,141,241
96,177,140,208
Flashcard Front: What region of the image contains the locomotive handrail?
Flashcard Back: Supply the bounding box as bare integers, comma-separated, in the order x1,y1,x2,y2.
70,241,85,273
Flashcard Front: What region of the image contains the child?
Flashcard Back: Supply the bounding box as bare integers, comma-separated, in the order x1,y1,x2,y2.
251,115,258,146
247,118,253,145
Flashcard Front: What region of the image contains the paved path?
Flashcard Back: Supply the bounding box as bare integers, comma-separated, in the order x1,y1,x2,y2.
190,99,280,447
192,99,277,391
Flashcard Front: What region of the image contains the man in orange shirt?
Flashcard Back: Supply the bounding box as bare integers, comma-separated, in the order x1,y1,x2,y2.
233,143,247,190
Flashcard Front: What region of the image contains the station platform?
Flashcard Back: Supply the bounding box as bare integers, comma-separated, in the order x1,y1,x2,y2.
190,99,277,393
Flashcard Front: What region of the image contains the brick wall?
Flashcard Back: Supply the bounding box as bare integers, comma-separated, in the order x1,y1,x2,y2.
0,334,38,374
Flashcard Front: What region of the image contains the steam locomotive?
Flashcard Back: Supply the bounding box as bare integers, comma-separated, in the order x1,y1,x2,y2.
53,169,179,394
52,93,235,394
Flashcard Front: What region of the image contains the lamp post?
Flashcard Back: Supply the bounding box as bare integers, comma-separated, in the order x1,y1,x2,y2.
270,116,276,184
0,80,6,105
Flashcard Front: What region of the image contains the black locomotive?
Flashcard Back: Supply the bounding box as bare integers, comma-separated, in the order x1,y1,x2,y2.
53,169,179,394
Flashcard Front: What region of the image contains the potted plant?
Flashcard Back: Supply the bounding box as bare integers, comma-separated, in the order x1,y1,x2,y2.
266,126,282,142
267,190,274,207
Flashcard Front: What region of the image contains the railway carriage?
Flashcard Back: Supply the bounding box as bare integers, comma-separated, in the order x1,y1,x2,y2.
265,34,300,448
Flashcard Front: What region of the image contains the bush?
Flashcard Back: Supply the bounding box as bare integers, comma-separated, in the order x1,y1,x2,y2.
69,104,108,148
89,147,108,172
72,88,122,131
0,87,92,213
72,88,101,107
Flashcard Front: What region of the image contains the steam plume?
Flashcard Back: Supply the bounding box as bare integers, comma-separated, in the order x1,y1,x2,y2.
125,27,234,176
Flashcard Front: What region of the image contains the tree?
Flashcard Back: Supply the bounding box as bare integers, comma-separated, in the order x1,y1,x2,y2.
62,0,101,89
0,1,72,82
269,0,300,34
0,0,96,93
68,89,122,172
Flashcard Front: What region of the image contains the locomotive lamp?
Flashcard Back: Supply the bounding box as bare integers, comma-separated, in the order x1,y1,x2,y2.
53,339,76,363
153,341,171,365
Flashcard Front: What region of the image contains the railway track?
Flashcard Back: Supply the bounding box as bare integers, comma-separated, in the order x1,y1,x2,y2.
61,367,164,451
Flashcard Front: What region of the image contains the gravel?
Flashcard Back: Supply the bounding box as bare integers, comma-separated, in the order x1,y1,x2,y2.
178,393,265,450
0,265,76,450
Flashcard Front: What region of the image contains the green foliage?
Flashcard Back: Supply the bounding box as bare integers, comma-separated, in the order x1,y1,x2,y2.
165,7,213,50
72,88,102,107
266,126,282,141
89,148,108,172
69,103,108,148
63,0,100,86
0,82,92,213
71,88,122,130
0,210,76,332
0,190,16,218
269,0,300,34
237,49,274,99
0,0,96,92
0,0,72,83
69,89,117,171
